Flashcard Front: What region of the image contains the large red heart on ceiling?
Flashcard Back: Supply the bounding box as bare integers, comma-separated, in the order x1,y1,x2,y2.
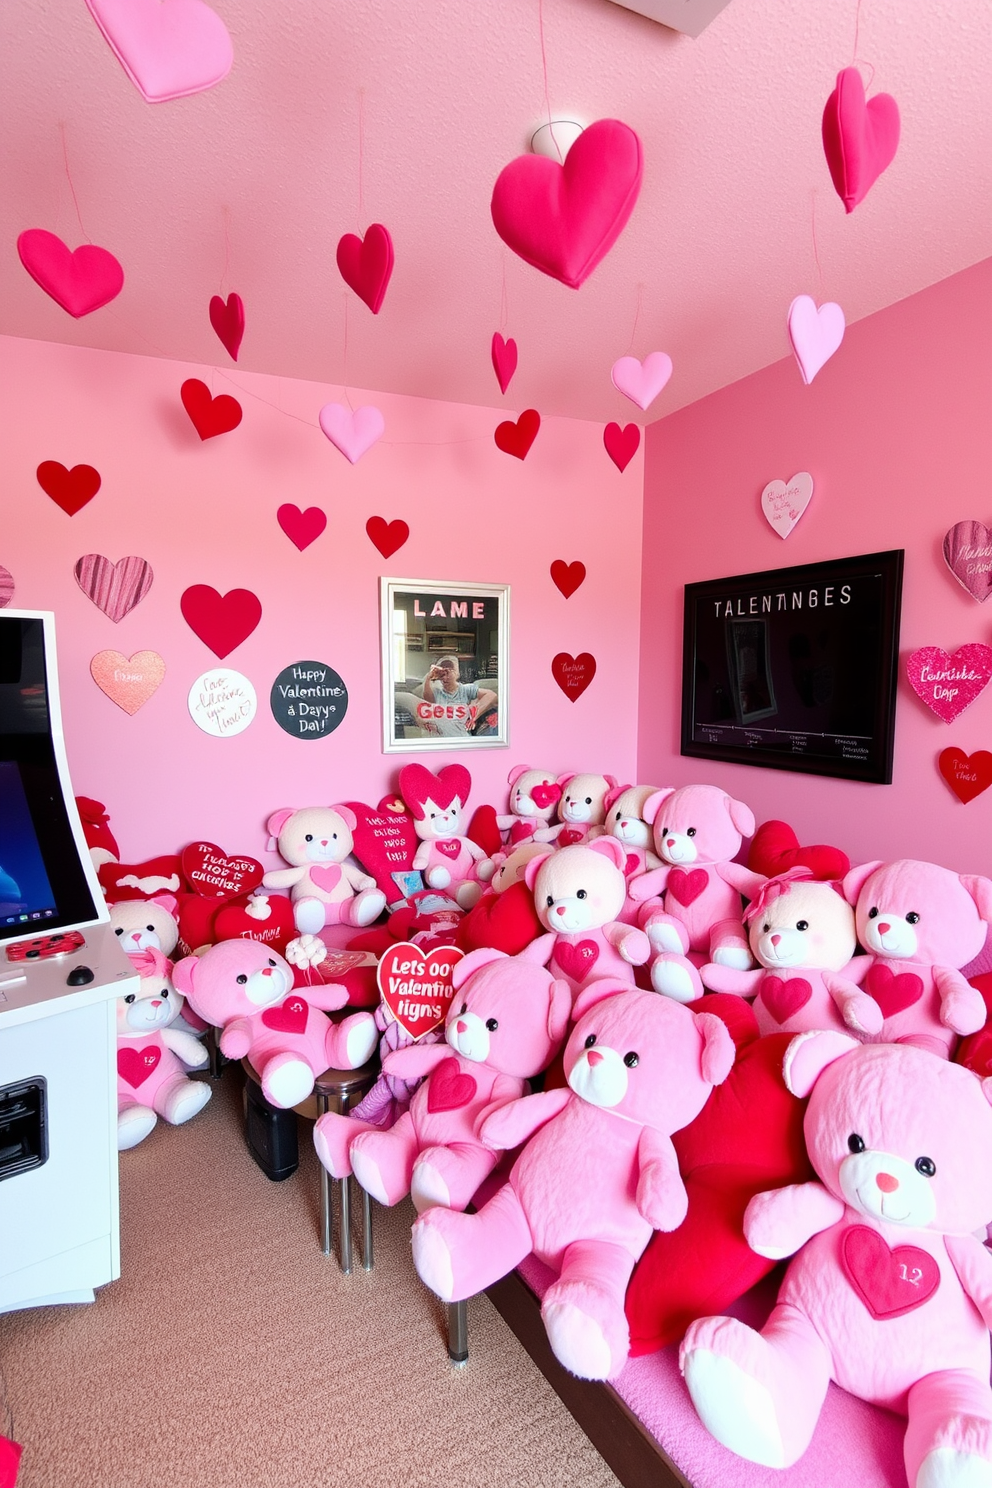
209,293,245,360
491,119,643,289
180,379,243,440
821,68,900,214
18,230,124,317
336,224,394,314
84,0,234,103
180,585,261,658
36,461,102,516
552,652,596,701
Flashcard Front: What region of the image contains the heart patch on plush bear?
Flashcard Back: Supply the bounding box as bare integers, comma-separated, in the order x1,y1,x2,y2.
433,839,463,861
531,783,562,810
309,864,342,894
377,942,464,1040
841,1224,939,1319
865,963,924,1017
426,1056,478,1114
759,975,813,1025
261,995,309,1035
668,868,709,907
118,1045,161,1088
552,940,599,980
74,553,153,622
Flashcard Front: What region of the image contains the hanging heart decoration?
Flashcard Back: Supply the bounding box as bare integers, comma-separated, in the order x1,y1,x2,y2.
822,68,900,214
942,522,992,603
366,517,409,559
552,651,597,701
906,644,992,724
83,0,234,103
550,560,585,599
180,379,243,440
938,748,992,804
277,504,326,551
17,230,124,318
319,404,385,464
36,461,102,516
604,422,640,472
491,119,643,289
209,293,245,361
760,473,814,540
611,352,672,411
0,565,14,608
491,334,518,394
494,409,540,460
180,585,261,658
74,553,154,621
788,296,846,385
336,224,394,314
90,650,166,714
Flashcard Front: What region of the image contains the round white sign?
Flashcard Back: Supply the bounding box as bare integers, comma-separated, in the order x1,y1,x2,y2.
187,669,257,737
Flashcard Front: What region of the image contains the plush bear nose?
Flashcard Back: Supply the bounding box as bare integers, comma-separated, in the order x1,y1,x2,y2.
877,921,891,935
320,839,329,847
556,905,567,916
667,837,675,847
876,1172,899,1193
151,999,161,1007
586,1050,603,1067
770,934,781,946
457,1020,468,1033
261,967,272,977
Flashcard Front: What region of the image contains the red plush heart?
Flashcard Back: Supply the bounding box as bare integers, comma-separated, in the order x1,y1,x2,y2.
399,765,471,817
491,333,518,394
531,783,562,810
180,584,261,658
214,894,295,952
865,962,925,1017
939,748,992,805
336,224,394,314
377,942,464,1040
467,804,503,859
759,975,813,1025
427,1056,478,1113
434,839,462,861
490,118,643,289
98,856,183,903
822,68,900,214
343,799,419,906
209,292,245,360
36,461,101,516
176,892,227,955
261,995,309,1035
277,504,326,551
456,881,543,958
747,820,850,882
494,409,540,460
668,868,709,907
550,560,586,599
180,378,243,440
18,229,124,317
624,854,641,878
552,652,596,701
309,864,342,893
181,843,263,901
957,976,992,1077
604,422,640,473
552,939,599,979
366,516,409,559
841,1225,939,1318
118,1045,161,1088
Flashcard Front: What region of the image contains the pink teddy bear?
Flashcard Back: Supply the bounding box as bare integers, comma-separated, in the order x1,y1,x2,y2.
525,838,651,998
172,940,378,1109
399,763,494,910
312,944,572,1212
262,805,387,934
495,765,562,846
116,948,211,1150
826,859,990,1057
627,782,763,1003
412,983,735,1381
537,772,617,847
681,1033,992,1488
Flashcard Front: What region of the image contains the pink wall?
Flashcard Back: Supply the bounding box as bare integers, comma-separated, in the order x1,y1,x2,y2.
0,335,643,865
639,258,992,877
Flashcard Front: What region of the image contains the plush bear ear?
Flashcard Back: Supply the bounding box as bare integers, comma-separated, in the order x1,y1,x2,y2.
604,775,619,790
603,784,630,815
516,935,554,964
171,954,198,997
507,764,531,788
960,875,992,924
451,947,506,989
726,796,756,839
556,772,576,789
642,788,676,827
841,860,884,906
547,979,573,1047
151,893,178,914
693,1011,736,1085
523,848,556,892
331,804,357,832
266,808,295,840
571,977,629,1023
783,1029,860,1097
587,836,627,873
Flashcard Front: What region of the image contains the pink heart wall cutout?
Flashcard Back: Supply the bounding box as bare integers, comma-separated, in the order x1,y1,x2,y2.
906,644,992,724
788,295,846,385
611,352,673,411
336,225,394,315
209,293,245,360
604,422,640,472
492,334,518,394
760,472,814,539
180,585,262,659
366,517,409,559
491,119,643,290
319,404,385,464
494,410,540,460
91,650,165,714
18,230,124,318
550,560,586,599
552,652,596,701
36,462,102,516
0,565,14,608
943,521,992,603
822,68,900,214
277,504,326,551
181,379,243,440
84,0,234,103
74,554,154,622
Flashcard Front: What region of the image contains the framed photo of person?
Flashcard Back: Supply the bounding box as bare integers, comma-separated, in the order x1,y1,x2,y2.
380,578,510,753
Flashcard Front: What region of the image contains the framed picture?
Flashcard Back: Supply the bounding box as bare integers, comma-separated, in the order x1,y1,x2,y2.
380,578,510,753
681,549,904,783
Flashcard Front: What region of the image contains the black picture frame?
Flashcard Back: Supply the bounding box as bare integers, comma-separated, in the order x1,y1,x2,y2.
681,549,904,784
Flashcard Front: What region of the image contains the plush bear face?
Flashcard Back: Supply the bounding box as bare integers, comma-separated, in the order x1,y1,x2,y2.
802,1041,992,1236
117,969,184,1036
528,840,627,933
556,773,615,827
604,785,658,850
644,783,754,867
846,859,992,970
410,794,465,842
490,842,549,893
506,767,560,823
172,940,294,1026
110,896,179,956
444,952,571,1076
744,875,856,973
271,807,356,867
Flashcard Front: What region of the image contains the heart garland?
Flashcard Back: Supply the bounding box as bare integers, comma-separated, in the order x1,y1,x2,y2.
90,650,166,713
938,748,992,804
760,473,814,539
319,404,385,463
209,293,245,360
491,333,518,394
550,560,585,599
822,68,900,214
180,585,262,658
366,517,409,559
495,410,540,460
277,504,326,551
552,651,596,701
906,644,992,724
181,379,243,439
336,224,394,314
788,295,846,385
943,522,992,603
604,422,640,472
611,352,672,411
36,461,101,516
83,0,234,102
17,230,124,317
74,553,154,621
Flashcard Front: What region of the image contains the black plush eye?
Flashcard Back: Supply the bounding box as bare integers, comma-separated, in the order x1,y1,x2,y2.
623,1051,639,1068
584,1034,597,1048
868,907,879,919
114,927,124,936
161,989,169,999
906,912,920,925
305,834,313,842
485,1018,498,1032
459,1002,467,1015
686,827,696,837
546,896,554,908
915,1156,936,1177
332,833,337,840
762,922,771,933
146,924,156,933
848,1134,866,1153
124,993,135,1004
236,974,248,985
268,959,277,967
796,920,809,932
576,889,587,900
660,826,667,836
584,797,592,805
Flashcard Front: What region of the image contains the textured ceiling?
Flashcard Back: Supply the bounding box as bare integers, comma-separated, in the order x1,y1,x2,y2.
1,0,990,423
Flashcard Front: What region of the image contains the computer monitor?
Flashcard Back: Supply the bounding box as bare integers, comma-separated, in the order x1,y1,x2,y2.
0,610,107,948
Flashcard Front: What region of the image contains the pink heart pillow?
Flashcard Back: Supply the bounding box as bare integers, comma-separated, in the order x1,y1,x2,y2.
821,67,900,213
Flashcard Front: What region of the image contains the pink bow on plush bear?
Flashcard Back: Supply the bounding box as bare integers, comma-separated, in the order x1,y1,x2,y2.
412,983,735,1381
524,838,651,998
496,764,562,846
117,947,211,1150
682,1033,992,1488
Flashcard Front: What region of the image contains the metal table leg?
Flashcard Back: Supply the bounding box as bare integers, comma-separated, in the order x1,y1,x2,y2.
448,1299,468,1364
316,1088,332,1257
338,1091,353,1275
362,1188,374,1272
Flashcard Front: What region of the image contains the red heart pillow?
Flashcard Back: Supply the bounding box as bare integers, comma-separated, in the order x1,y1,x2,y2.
747,819,850,882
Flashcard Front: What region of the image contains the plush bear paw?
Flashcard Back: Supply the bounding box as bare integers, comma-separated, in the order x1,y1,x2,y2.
426,866,452,890
162,1078,211,1126
294,897,326,935
940,985,987,1037
682,1344,785,1467
542,1283,629,1381
916,1448,992,1488
313,1112,356,1178
262,1054,314,1109
411,1214,456,1300
349,1142,391,1206
342,1011,378,1068
352,889,386,927
411,1155,452,1213
118,1105,157,1151
842,990,884,1036
642,915,689,956
456,881,483,910
650,955,703,1003
710,944,753,971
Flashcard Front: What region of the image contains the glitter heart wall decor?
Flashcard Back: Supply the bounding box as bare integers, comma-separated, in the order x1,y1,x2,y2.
74,554,154,621
943,522,992,603
91,650,165,713
938,748,992,804
906,644,992,724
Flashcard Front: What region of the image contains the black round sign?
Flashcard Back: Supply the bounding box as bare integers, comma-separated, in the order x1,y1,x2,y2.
270,661,348,740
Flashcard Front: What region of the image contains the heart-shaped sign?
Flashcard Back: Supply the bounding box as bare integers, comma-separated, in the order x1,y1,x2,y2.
85,0,232,102
938,748,992,805
214,894,296,951
18,230,124,318
604,421,640,473
550,560,585,599
91,650,165,714
552,652,596,701
865,963,924,1018
277,504,326,552
319,404,385,464
366,516,409,559
37,461,102,516
760,472,814,540
261,995,309,1035
492,333,518,394
668,868,709,907
822,68,900,214
840,1224,939,1319
336,224,394,315
74,553,153,622
495,409,540,460
491,119,643,289
943,522,992,603
182,843,263,901
209,293,245,361
377,941,464,1040
181,379,243,440
117,1044,161,1089
426,1056,478,1113
906,644,992,723
552,940,599,980
344,798,420,906
0,565,15,608
788,295,846,385
611,352,672,411
759,975,813,1025
180,585,261,658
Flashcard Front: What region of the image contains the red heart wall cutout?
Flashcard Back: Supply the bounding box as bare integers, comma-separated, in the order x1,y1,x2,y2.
495,409,540,460
821,69,900,214
491,333,518,395
668,868,709,907
117,1045,161,1089
939,748,992,804
74,554,154,622
261,995,309,1035
377,941,464,1039
181,842,263,901
552,652,596,701
604,422,640,473
18,229,124,317
366,517,409,559
336,224,394,315
550,560,586,599
209,293,245,361
426,1056,478,1113
180,378,243,440
343,798,420,906
865,963,924,1017
277,504,327,551
840,1224,939,1318
37,461,101,516
759,976,813,1025
180,585,261,658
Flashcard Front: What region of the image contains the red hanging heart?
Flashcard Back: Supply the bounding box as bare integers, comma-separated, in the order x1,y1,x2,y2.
336,224,394,314
550,560,586,599
180,584,261,658
759,975,813,1025
181,842,263,901
841,1224,939,1319
495,409,540,460
261,995,309,1035
18,229,124,317
117,1044,161,1089
366,516,409,559
427,1056,478,1113
377,941,464,1040
667,868,709,907
551,652,596,701
552,940,600,980
491,333,518,394
180,378,243,440
604,421,640,473
36,461,101,516
822,68,900,214
209,293,245,361
277,504,327,551
938,748,992,805
865,963,924,1017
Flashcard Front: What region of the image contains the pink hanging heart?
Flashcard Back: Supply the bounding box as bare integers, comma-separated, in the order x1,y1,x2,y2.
760,473,814,539
90,650,165,714
788,295,846,385
209,293,245,361
83,0,234,103
611,352,672,411
492,334,518,394
943,522,992,603
604,422,640,473
319,404,384,464
491,119,643,289
277,504,326,551
17,230,124,318
822,68,900,214
906,644,992,724
74,554,154,622
336,225,394,315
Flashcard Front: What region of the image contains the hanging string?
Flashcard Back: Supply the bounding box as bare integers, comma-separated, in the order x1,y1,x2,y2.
852,0,864,65
810,188,825,297
499,260,509,334
59,122,88,242
358,88,366,226
342,295,356,412
221,205,232,294
625,284,644,356
537,0,562,163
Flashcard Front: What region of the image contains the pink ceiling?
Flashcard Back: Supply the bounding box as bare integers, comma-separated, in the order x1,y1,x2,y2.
1,0,990,423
